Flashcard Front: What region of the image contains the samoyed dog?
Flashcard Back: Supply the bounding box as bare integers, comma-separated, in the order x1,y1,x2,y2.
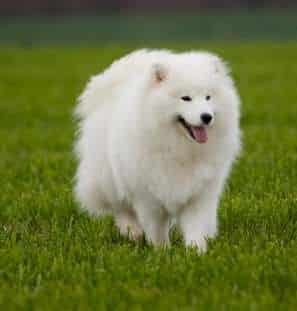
74,49,241,252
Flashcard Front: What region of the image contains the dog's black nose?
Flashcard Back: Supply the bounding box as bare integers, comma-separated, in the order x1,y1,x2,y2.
201,113,213,125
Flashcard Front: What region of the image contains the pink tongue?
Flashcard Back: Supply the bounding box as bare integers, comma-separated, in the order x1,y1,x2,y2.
191,126,208,143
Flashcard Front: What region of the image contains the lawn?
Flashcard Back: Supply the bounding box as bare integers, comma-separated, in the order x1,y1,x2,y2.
1,10,297,45
0,42,297,310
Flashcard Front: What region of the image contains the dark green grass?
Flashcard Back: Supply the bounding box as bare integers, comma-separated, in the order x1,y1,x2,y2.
1,9,297,46
0,43,297,310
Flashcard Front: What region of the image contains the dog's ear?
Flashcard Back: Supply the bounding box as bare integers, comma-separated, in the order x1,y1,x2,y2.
213,57,229,76
152,63,168,83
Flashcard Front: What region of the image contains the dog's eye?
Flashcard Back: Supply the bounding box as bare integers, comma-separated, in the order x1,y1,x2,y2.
205,95,211,101
181,96,192,102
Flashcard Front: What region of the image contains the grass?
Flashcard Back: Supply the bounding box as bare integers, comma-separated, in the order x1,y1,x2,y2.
0,42,297,310
1,9,297,46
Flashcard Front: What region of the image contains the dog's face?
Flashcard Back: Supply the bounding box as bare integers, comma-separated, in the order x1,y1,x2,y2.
145,53,240,145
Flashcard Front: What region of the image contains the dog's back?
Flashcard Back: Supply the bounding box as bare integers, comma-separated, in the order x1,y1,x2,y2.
75,49,172,119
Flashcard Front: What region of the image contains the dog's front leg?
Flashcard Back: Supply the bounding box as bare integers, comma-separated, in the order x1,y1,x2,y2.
179,202,217,253
134,199,170,246
178,179,223,253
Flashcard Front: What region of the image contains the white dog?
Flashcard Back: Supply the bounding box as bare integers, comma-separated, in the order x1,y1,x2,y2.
74,49,241,252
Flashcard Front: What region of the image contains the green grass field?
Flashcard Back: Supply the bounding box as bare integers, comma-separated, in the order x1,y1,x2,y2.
1,10,297,45
1,36,297,309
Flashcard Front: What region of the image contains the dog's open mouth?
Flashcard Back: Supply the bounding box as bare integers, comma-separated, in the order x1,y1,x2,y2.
177,116,208,144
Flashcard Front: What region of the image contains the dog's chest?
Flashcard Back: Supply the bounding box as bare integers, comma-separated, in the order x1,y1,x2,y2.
146,153,216,208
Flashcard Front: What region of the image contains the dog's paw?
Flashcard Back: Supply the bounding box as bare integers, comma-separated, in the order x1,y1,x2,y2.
186,238,208,254
116,214,143,241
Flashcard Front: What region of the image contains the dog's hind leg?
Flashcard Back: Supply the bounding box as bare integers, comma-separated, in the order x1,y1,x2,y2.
115,207,143,241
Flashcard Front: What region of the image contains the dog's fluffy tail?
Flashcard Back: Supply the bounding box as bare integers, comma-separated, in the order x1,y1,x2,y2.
75,49,151,119
75,49,173,119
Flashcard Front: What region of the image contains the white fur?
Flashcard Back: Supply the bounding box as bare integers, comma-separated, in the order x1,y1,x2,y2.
74,49,241,252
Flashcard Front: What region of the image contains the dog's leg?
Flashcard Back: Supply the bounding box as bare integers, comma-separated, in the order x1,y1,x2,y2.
75,175,110,216
179,201,217,253
178,178,224,253
115,208,143,241
134,200,170,246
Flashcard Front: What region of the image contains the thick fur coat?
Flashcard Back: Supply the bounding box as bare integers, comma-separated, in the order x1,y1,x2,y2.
74,49,241,251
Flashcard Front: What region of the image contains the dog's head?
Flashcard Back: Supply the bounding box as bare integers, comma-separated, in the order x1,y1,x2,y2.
144,52,240,145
